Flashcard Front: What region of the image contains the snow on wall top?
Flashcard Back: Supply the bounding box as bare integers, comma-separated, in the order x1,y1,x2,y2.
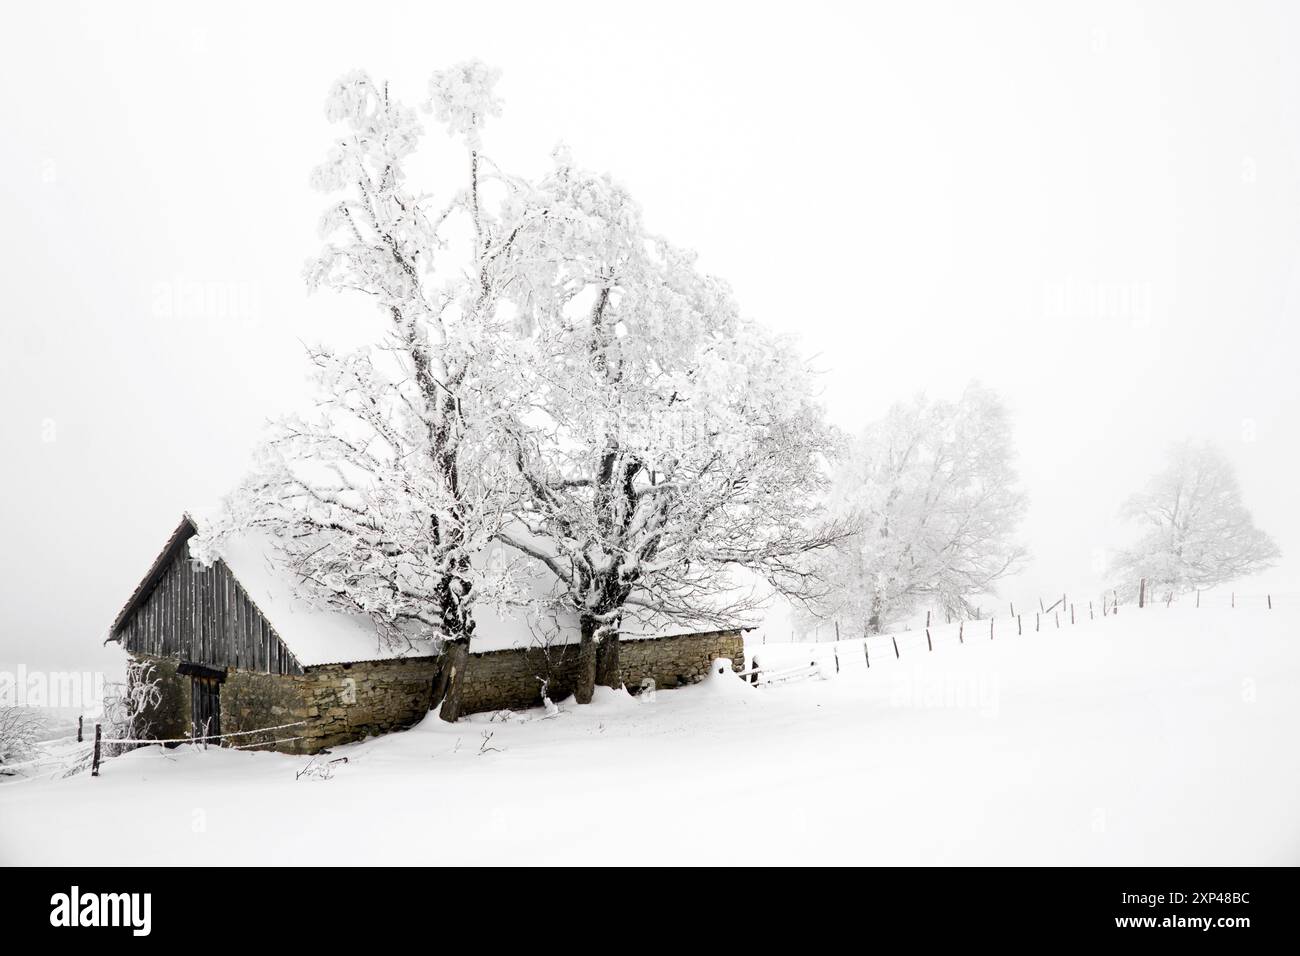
467,539,758,653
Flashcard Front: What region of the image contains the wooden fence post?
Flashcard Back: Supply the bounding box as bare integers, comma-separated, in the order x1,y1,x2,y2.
77,716,83,743
863,642,870,668
1018,614,1022,635
1010,601,1015,617
1138,578,1146,609
1036,613,1040,632
1071,604,1075,625
989,618,994,640
1089,600,1094,620
91,723,102,778
835,620,841,642
1196,590,1200,609
958,621,964,644
1268,594,1272,610
926,628,932,652
1055,611,1059,628
892,635,900,659
1232,592,1235,608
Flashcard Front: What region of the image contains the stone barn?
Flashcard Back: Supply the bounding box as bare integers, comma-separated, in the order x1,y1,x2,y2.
106,515,747,753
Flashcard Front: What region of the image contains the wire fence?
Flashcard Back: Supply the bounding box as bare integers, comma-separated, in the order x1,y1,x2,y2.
87,719,310,776
785,585,1283,645
0,719,313,783
752,584,1283,682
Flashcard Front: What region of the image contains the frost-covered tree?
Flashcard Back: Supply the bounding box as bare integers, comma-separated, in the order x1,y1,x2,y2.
1110,441,1279,598
493,154,846,703
0,705,42,770
813,383,1027,632
102,660,162,757
200,63,846,714
197,63,525,721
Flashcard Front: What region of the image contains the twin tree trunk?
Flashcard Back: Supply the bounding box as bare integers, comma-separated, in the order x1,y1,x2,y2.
433,580,626,716
431,550,474,722
574,614,623,704
431,640,469,722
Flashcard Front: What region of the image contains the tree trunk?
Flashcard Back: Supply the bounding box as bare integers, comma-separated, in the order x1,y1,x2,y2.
439,640,470,722
574,617,598,704
867,589,885,634
430,548,475,723
595,632,621,690
431,639,470,723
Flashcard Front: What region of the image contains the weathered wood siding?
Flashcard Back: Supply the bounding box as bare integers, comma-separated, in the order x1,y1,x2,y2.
114,541,304,675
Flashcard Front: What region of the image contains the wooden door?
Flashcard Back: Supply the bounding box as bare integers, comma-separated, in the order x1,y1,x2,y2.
191,675,221,743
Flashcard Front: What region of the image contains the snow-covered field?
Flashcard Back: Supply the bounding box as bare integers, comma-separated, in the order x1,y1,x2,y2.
2,604,1296,865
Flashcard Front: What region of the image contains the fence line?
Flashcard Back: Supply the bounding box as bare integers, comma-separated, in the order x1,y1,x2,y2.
771,584,1280,680
90,719,311,777
99,720,308,746
791,585,1279,645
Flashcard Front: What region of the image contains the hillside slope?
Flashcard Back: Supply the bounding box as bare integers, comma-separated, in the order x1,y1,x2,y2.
1,604,1296,865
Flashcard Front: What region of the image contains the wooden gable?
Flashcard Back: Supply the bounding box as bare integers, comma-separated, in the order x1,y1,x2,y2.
109,518,304,675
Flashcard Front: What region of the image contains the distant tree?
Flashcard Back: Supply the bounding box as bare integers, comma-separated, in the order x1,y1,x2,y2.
1110,441,1279,598
0,705,42,771
812,383,1028,633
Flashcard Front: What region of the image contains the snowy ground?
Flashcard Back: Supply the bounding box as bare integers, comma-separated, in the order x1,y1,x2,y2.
2,603,1297,865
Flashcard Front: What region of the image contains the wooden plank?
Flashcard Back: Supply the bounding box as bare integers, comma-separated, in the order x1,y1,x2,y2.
245,593,254,671
185,550,194,658
182,552,190,652
213,562,222,663
200,565,209,665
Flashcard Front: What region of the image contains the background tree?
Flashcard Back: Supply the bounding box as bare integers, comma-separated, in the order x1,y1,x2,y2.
1110,440,1279,598
0,705,42,772
494,154,846,702
197,63,523,721
814,382,1027,633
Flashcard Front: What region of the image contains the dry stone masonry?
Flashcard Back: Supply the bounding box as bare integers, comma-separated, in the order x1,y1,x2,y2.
132,629,745,754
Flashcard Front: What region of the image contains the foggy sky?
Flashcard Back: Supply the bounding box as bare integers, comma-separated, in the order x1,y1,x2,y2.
3,0,1297,672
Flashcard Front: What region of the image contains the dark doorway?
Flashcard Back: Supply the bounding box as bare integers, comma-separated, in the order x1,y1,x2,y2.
190,675,221,743
177,661,226,744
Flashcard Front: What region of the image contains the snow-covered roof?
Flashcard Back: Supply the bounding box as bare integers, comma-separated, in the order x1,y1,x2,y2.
212,527,438,667
107,515,438,668
109,514,753,666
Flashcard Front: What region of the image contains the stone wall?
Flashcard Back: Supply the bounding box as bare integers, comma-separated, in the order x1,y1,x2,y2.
135,656,191,741
223,657,442,753
131,653,440,755
129,629,744,755
460,629,745,714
